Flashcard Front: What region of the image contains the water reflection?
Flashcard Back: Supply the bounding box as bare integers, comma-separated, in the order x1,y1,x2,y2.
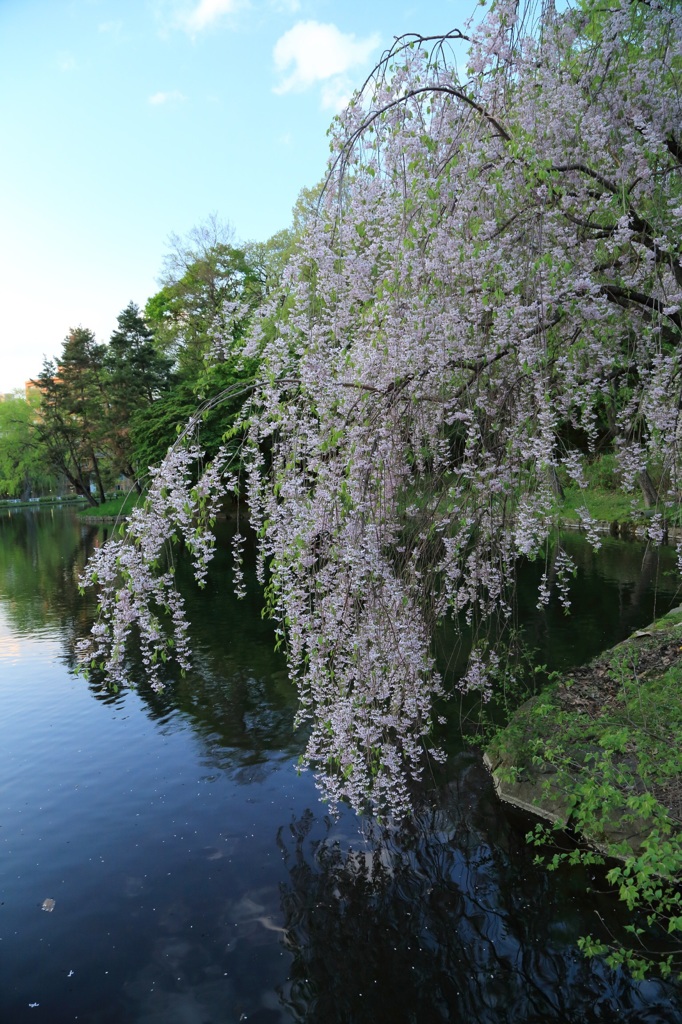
3,509,678,731
277,755,682,1024
518,531,680,673
0,508,99,649
0,508,295,724
435,530,681,726
1,509,681,1023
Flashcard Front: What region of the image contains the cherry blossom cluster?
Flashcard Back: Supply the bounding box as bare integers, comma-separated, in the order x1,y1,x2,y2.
211,300,253,362
77,442,235,691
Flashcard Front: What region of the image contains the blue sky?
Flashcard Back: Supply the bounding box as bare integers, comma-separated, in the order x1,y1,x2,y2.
0,0,473,393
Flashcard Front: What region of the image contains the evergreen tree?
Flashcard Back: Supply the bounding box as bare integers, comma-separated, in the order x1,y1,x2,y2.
105,302,173,488
31,328,109,505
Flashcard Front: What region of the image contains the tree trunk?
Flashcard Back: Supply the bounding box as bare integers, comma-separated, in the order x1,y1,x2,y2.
637,468,658,508
90,451,107,505
63,467,98,507
124,463,144,495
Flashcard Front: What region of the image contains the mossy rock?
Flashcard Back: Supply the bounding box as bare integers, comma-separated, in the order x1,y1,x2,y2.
484,605,682,859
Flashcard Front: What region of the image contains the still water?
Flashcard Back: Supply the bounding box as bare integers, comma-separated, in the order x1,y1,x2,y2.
0,509,680,1023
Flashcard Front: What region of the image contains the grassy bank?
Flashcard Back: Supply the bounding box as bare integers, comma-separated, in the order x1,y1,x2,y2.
559,483,647,525
555,452,677,528
78,491,145,520
485,606,682,978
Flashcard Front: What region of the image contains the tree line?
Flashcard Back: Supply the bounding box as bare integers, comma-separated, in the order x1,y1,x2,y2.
0,199,317,503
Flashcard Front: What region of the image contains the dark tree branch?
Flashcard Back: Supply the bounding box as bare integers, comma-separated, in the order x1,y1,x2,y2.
601,284,682,330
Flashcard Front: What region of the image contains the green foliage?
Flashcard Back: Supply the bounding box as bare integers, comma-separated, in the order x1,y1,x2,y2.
243,229,296,296
145,230,265,381
26,313,176,505
0,392,58,498
31,328,110,506
104,302,174,486
515,642,682,979
130,356,258,478
106,302,172,407
582,454,620,492
290,179,326,239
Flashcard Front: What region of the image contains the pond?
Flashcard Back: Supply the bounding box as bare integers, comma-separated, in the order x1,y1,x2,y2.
0,509,680,1023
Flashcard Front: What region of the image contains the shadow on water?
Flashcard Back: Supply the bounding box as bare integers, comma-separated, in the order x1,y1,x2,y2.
0,508,303,798
434,530,681,731
88,518,303,774
277,753,682,1024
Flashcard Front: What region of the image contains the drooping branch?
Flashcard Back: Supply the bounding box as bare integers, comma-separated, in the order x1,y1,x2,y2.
600,284,682,331
666,133,682,166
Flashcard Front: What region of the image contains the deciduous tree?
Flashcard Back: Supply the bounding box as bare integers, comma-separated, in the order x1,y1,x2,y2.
145,217,264,379
240,0,681,816
0,391,56,498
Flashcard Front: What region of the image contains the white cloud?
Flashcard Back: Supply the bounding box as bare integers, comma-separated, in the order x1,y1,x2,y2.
56,53,77,72
273,21,380,99
320,77,355,113
270,0,301,12
148,90,187,105
181,0,240,33
98,21,123,34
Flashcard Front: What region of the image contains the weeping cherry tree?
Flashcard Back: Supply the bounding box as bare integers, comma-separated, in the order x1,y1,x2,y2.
79,0,682,821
